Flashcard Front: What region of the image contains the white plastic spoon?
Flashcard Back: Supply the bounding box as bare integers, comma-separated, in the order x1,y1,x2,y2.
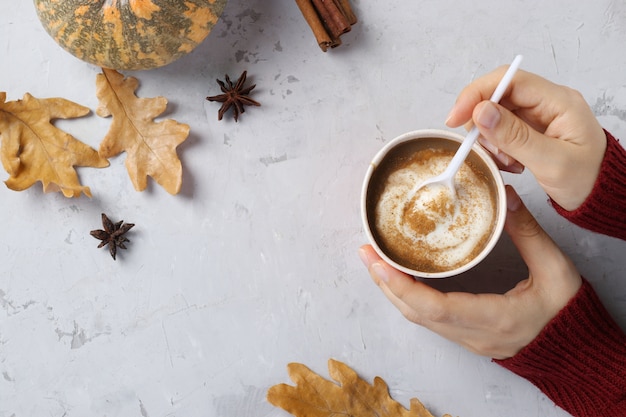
408,54,523,201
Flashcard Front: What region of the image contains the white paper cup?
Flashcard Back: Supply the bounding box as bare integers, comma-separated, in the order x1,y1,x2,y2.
361,129,507,278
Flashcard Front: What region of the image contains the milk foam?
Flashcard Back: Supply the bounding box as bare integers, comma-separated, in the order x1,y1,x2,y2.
374,150,495,271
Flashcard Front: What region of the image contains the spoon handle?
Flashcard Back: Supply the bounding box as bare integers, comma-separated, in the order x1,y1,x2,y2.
443,55,524,180
490,54,524,103
442,126,480,180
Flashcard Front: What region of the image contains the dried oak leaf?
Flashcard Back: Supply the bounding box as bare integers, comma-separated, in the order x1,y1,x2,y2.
95,68,190,195
267,359,453,417
0,92,109,198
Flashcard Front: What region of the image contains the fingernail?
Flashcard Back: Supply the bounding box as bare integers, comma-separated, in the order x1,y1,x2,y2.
358,247,369,267
496,152,525,173
508,162,525,174
495,151,513,166
506,186,522,212
371,263,390,283
478,136,499,155
496,153,524,174
445,102,459,126
476,102,501,129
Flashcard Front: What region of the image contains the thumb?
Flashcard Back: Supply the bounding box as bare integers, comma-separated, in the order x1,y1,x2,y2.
504,186,579,288
473,101,556,173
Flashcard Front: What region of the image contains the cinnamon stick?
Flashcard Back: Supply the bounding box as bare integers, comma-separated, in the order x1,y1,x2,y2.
294,0,357,51
294,0,338,51
335,0,357,25
311,0,351,39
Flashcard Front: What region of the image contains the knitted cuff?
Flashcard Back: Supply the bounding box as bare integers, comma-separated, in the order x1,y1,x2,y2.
495,279,626,416
551,131,626,240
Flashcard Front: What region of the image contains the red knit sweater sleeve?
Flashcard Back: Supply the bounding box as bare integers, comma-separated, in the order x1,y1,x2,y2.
551,131,626,240
495,280,626,416
496,131,626,416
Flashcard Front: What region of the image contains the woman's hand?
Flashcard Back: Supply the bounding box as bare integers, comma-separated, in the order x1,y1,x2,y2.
446,68,606,211
359,186,582,359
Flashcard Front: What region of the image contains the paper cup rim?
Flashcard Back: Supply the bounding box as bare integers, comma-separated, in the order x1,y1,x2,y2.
361,129,507,278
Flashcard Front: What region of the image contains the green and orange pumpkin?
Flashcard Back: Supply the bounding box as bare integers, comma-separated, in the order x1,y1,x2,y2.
33,0,228,71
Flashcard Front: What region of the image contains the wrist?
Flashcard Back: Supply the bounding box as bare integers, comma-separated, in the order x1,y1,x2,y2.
551,130,626,240
495,279,626,416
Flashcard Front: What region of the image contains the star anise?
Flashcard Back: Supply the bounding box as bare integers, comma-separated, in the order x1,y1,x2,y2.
90,213,135,260
206,71,261,122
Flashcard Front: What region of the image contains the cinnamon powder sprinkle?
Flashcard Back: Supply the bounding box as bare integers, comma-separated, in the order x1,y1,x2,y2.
372,147,497,273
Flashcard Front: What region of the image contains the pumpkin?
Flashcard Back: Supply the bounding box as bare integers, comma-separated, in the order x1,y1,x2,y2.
33,0,228,71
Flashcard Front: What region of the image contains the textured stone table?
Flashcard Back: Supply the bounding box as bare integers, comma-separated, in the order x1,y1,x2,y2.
1,1,626,416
